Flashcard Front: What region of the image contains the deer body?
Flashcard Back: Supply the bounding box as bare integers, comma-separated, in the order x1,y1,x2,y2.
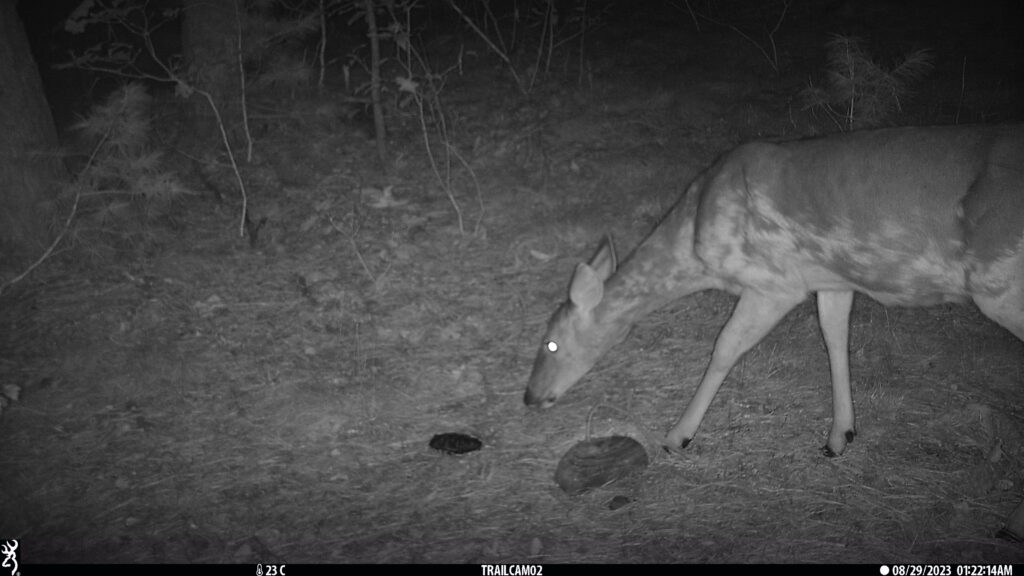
525,123,1024,467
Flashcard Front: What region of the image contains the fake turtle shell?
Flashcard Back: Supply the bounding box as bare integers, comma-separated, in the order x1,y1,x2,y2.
429,432,483,455
554,435,649,495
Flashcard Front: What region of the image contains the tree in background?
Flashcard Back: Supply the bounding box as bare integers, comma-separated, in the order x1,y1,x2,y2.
0,0,66,267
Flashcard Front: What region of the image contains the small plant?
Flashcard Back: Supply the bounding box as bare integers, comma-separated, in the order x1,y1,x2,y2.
802,34,934,131
448,0,609,94
388,4,483,235
0,82,191,293
338,0,483,234
68,83,192,251
59,0,319,238
671,0,790,74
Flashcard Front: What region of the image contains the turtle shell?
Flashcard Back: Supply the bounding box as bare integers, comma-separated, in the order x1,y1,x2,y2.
429,432,483,455
554,435,649,495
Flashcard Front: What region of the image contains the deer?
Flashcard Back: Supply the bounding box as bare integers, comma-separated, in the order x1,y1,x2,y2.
524,123,1024,538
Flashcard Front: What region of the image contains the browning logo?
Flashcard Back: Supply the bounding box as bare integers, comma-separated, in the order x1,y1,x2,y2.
0,540,17,576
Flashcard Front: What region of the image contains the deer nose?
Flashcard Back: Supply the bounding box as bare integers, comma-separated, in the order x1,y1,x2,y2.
524,389,556,408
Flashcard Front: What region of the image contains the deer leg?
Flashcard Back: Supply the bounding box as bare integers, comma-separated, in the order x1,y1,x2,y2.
666,290,804,450
817,290,856,457
997,499,1024,542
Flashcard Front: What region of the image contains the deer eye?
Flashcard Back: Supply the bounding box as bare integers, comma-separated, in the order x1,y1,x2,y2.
544,341,559,353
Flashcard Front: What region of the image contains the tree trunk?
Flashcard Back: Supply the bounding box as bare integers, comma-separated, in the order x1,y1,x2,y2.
181,0,244,145
364,0,389,170
0,0,66,267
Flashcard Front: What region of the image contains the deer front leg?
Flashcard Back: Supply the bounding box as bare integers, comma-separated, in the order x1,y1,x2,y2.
666,290,804,450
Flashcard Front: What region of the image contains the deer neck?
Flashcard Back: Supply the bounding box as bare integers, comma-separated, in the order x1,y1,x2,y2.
595,212,717,329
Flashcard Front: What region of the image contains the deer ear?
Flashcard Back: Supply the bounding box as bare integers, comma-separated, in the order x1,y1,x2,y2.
588,235,617,282
569,236,616,312
569,262,604,312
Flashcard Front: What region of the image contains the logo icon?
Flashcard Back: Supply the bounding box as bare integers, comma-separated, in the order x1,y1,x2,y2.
1,540,18,576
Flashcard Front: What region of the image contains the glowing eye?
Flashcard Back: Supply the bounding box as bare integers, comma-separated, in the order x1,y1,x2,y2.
545,341,558,353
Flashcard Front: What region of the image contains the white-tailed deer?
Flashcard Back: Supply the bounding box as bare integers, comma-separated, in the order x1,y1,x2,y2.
524,124,1024,536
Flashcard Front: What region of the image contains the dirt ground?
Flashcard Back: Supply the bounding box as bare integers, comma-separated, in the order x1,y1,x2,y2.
2,1,1024,564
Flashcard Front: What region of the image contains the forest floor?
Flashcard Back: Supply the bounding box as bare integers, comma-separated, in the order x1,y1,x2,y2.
2,1,1024,564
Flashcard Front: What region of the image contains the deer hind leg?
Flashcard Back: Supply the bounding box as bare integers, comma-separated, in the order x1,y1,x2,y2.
998,501,1024,543
817,290,856,457
971,252,1024,342
985,275,1024,542
970,247,1024,540
665,290,804,450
